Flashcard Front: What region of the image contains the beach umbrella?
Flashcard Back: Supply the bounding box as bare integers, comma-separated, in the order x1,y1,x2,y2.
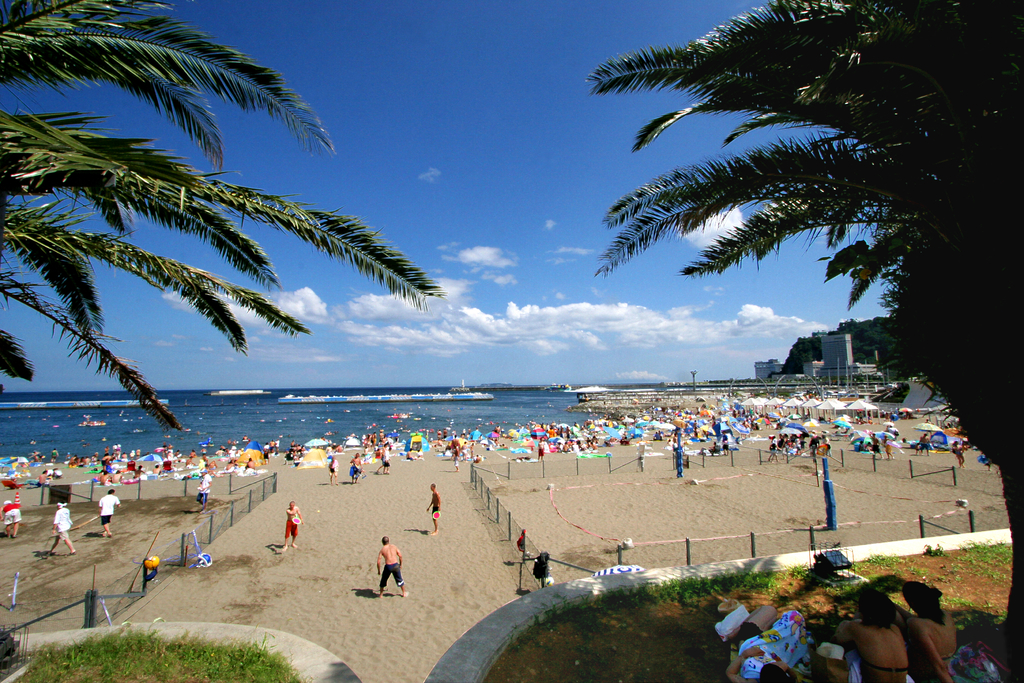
469,430,482,441
916,423,943,432
138,453,162,462
488,431,500,439
783,422,808,434
779,427,804,436
304,438,329,447
803,419,820,428
603,426,622,439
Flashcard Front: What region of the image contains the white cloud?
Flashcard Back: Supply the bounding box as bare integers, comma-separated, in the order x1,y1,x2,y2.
276,287,329,324
418,167,441,183
684,208,743,249
331,298,821,358
161,291,192,311
544,219,557,230
616,370,667,381
553,246,592,256
481,273,518,286
442,246,517,269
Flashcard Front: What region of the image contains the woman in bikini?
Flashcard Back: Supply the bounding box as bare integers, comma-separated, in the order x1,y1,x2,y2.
834,589,909,682
894,582,956,683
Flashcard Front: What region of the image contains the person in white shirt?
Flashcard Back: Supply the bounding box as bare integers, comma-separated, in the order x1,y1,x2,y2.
98,489,121,537
49,502,75,556
197,471,213,512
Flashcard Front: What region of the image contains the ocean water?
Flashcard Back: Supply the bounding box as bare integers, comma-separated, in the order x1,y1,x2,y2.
0,387,579,459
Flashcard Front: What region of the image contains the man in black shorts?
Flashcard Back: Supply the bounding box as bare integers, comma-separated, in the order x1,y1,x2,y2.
376,536,406,597
427,483,440,535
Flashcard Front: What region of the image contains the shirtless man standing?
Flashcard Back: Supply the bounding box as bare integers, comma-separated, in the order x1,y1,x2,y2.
427,483,440,535
280,500,303,553
376,536,407,597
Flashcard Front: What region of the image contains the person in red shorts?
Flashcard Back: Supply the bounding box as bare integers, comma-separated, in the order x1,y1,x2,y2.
280,500,303,554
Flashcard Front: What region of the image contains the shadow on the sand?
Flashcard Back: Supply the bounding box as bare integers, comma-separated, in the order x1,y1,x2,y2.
404,528,430,536
351,588,378,599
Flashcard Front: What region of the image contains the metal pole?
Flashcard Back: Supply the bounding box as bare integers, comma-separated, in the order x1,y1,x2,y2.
542,459,545,478
180,533,187,567
262,478,266,501
750,532,757,558
209,514,215,543
872,450,877,472
495,499,500,524
910,461,914,478
952,467,957,487
90,481,95,501
229,474,233,494
617,544,623,565
576,457,579,476
183,479,188,497
809,525,816,547
609,454,612,473
730,450,734,467
138,478,142,500
919,515,925,538
508,462,511,480
840,449,844,467
273,472,278,494
759,449,762,465
40,486,45,506
230,501,235,527
814,457,820,487
969,510,975,533
508,510,512,541
686,538,691,566
248,489,253,513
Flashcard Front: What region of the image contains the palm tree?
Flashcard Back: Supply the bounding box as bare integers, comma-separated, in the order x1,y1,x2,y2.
590,0,1021,662
0,1,443,428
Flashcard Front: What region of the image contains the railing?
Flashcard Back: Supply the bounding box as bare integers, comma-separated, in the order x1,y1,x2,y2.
0,473,277,635
469,456,995,575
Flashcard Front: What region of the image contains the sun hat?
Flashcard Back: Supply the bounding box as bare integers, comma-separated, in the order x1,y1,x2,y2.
57,502,67,508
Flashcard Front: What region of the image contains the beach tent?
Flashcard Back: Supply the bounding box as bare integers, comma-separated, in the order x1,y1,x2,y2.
241,440,264,466
297,448,327,469
407,432,431,454
344,436,361,448
469,429,482,441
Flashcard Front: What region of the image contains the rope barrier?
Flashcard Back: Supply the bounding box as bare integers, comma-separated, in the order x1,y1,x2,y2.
547,479,968,547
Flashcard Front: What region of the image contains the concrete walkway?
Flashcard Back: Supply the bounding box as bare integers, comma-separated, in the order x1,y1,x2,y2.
425,528,1011,683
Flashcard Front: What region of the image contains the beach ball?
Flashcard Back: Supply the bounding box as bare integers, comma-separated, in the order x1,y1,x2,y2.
144,556,160,570
542,576,554,587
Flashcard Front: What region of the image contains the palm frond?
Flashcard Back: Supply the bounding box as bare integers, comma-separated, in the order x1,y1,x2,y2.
0,0,331,166
0,274,180,429
0,328,33,379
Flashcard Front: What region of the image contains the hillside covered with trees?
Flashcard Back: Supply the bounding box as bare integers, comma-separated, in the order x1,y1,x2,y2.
779,317,894,375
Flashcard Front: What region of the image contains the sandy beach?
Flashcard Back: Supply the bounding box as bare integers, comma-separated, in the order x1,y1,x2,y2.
0,417,1007,683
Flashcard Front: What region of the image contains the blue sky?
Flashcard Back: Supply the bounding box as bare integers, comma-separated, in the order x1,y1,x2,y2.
4,0,885,392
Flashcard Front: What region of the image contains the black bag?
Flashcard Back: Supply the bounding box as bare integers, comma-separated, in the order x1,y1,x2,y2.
533,552,550,580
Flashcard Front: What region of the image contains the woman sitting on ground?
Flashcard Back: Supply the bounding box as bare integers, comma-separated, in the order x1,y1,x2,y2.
894,581,956,683
725,610,812,682
834,588,908,682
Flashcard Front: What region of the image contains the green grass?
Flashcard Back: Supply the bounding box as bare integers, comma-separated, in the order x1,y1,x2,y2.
20,630,303,683
959,541,1012,566
861,553,903,569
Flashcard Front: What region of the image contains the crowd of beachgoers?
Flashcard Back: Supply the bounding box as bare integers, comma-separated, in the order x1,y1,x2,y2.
2,395,982,492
